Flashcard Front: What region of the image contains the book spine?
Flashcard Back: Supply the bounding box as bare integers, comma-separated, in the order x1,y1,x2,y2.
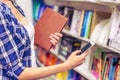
80,10,89,37
84,10,93,38
108,57,118,80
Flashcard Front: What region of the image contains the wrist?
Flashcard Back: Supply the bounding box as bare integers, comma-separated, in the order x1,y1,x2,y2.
62,62,71,71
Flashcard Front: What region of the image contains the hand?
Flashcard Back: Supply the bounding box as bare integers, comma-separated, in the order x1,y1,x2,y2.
49,32,63,46
65,50,89,69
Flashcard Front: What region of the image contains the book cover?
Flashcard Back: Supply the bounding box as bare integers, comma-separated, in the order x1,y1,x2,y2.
91,48,103,79
90,19,109,43
70,10,82,35
57,6,65,15
107,9,120,51
34,7,68,51
56,71,68,80
64,7,74,30
73,71,81,80
78,10,85,36
80,10,89,37
108,57,118,80
115,59,120,80
97,21,111,45
32,1,40,20
37,4,46,20
67,69,74,80
84,10,93,38
71,41,82,52
59,36,73,58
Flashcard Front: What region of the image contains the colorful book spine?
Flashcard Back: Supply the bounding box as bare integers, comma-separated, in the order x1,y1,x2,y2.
32,0,41,20
80,10,89,37
108,57,118,80
67,69,74,80
84,10,93,38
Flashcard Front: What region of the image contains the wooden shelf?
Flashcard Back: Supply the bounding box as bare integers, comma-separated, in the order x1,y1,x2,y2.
74,65,97,80
44,0,120,13
95,42,120,55
62,29,90,43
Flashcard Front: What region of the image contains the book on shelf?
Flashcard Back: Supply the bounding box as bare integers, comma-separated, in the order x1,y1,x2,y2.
101,52,112,80
67,69,74,80
73,71,81,80
108,56,119,80
90,19,110,43
91,47,103,80
107,9,120,51
80,10,93,38
56,69,86,80
114,59,120,80
34,7,68,51
64,7,74,30
91,48,120,80
89,11,111,43
56,71,68,80
37,50,58,66
53,6,73,30
59,36,73,58
97,20,111,45
80,10,89,37
52,6,59,12
32,0,41,20
89,11,111,37
70,9,82,35
84,10,93,38
78,10,85,36
32,0,53,21
37,4,46,19
57,6,65,15
59,35,82,58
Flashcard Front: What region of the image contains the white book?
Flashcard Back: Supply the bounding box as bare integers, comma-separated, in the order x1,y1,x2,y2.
70,10,82,35
53,6,59,12
97,20,111,45
108,9,120,50
90,19,109,43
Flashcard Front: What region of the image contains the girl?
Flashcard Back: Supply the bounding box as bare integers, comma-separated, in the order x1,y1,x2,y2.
0,0,88,80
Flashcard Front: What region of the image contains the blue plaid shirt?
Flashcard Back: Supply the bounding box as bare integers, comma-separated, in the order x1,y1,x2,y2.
0,1,31,80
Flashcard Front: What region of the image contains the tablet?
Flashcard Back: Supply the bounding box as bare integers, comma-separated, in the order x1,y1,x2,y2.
81,41,95,53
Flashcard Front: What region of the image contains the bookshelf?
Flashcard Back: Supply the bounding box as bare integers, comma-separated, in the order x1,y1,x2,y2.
32,0,120,80
44,0,119,13
62,29,120,54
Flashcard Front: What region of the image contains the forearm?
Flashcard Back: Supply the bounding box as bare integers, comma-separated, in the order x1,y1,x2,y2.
18,63,70,80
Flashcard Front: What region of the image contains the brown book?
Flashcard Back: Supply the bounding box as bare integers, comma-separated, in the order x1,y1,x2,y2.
34,7,68,51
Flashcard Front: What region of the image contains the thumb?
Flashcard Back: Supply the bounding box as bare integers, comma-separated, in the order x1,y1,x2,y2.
72,50,81,55
81,51,89,57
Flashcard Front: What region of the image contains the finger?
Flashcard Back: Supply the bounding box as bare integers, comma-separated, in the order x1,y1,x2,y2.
81,59,85,63
54,33,63,37
80,51,89,58
50,39,56,45
49,34,58,42
34,45,38,49
72,50,81,55
50,34,60,41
